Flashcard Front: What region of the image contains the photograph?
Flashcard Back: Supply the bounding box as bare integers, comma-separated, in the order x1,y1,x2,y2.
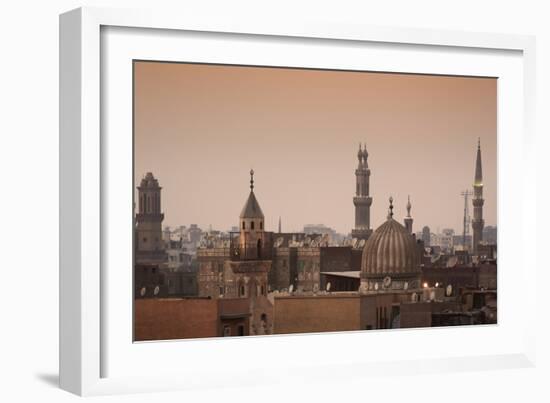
132,61,497,341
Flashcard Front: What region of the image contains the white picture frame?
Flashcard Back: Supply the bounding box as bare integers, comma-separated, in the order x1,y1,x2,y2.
59,6,537,396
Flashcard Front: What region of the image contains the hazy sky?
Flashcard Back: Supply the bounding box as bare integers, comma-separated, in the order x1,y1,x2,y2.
134,61,496,235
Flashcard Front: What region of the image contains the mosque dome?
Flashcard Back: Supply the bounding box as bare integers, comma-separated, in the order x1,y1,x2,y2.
361,199,420,278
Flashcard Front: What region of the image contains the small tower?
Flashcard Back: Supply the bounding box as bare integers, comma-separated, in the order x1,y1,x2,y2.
472,139,485,255
136,172,165,261
352,143,373,240
404,195,413,234
278,216,282,233
229,170,272,335
238,169,266,259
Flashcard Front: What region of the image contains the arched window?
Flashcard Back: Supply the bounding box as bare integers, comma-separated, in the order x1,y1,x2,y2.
242,221,245,230
251,221,255,230
260,221,263,230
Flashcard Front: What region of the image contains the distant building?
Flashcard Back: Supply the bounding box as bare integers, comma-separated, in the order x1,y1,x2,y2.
483,225,497,244
421,226,431,246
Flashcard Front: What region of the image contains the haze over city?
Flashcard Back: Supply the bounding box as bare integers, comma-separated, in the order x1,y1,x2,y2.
134,61,496,235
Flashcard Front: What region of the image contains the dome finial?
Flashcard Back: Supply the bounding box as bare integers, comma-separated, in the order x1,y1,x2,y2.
387,196,394,220
250,169,254,191
406,195,411,217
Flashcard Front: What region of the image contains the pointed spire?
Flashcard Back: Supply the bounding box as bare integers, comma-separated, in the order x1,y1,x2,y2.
362,143,368,167
250,169,254,191
406,195,412,217
474,139,483,186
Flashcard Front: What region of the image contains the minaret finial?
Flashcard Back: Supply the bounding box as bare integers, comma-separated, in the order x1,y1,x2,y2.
250,169,254,191
478,137,481,149
387,196,394,219
406,195,411,217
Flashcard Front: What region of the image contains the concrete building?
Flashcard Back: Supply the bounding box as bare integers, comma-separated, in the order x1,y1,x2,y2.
421,225,431,246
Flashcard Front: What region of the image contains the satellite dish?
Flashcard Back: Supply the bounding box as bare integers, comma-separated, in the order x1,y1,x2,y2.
140,287,146,297
358,239,366,248
289,284,294,293
383,276,392,289
412,292,418,302
313,284,319,293
404,282,409,290
326,282,331,292
374,282,379,291
275,237,284,248
351,238,358,248
446,284,453,297
153,285,160,296
429,290,435,301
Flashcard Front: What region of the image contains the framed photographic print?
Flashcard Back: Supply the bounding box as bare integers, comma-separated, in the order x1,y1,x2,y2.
60,7,537,396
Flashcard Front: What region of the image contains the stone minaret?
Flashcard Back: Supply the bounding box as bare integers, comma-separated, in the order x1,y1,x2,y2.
352,144,373,240
239,170,266,259
472,139,485,254
404,195,413,234
278,216,281,233
135,172,165,262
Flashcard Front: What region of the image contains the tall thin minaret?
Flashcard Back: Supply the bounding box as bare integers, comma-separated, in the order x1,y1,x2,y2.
352,143,373,240
404,195,413,234
472,139,485,255
278,216,281,233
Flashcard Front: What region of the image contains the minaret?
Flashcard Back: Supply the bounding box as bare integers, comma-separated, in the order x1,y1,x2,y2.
135,172,165,262
352,143,373,240
278,216,281,233
238,169,266,259
404,195,413,234
472,139,485,255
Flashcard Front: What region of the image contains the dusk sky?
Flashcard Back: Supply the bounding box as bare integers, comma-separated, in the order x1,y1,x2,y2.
134,61,496,235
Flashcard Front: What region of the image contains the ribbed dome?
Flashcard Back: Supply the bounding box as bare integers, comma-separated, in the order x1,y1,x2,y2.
361,217,420,277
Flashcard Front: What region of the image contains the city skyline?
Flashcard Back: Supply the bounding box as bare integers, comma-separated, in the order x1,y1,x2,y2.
134,62,497,235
